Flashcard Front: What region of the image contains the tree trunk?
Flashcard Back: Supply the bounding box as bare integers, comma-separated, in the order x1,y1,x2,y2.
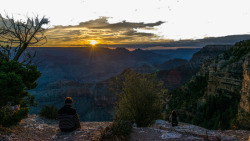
13,44,28,61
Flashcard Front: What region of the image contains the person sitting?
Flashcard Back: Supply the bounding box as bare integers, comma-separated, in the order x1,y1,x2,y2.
169,110,178,127
58,97,81,132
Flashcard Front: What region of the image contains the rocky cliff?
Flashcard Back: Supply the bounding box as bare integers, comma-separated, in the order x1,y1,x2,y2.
198,41,250,129
198,48,245,97
240,53,250,113
238,53,250,129
158,45,233,89
190,45,233,64
167,40,250,129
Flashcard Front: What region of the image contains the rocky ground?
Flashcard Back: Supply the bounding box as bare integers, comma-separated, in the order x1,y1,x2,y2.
0,115,110,141
0,115,249,141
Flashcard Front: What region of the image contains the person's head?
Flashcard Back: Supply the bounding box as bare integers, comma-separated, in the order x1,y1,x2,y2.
65,97,73,105
171,110,177,116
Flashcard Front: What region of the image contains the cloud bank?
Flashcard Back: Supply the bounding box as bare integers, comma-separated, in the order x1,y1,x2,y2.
45,17,165,46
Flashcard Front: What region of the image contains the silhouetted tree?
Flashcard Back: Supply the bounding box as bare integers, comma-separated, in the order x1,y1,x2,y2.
0,14,49,64
0,13,46,126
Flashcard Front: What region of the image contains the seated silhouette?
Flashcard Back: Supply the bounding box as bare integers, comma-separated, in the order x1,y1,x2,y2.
58,97,81,132
169,110,178,127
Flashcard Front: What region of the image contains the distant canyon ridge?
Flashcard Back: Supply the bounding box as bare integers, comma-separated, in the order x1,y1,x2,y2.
29,45,247,123
29,47,199,120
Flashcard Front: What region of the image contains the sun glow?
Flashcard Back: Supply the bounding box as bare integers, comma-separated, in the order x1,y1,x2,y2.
90,40,98,46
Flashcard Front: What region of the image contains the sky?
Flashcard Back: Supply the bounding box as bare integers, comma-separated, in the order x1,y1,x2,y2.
1,0,250,46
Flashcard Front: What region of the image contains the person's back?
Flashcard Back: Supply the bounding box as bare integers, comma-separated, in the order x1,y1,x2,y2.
169,110,178,127
58,97,81,132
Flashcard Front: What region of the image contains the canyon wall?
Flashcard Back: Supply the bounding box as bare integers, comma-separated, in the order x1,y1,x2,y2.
238,53,250,129
158,45,232,89
168,40,250,129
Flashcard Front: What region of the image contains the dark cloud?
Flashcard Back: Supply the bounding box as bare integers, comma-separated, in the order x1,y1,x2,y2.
122,30,156,37
102,37,134,42
77,17,164,31
45,17,164,46
67,30,81,36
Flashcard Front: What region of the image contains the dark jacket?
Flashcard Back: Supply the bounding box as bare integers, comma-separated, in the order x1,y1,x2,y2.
169,112,178,127
58,105,80,132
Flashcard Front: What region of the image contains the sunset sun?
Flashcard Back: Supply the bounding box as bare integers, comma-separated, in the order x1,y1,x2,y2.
90,40,98,46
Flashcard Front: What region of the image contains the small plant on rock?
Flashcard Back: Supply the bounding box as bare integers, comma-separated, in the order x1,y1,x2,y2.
39,105,58,119
99,119,132,141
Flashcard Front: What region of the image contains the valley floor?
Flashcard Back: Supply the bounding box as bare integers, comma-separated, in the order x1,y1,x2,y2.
0,115,249,141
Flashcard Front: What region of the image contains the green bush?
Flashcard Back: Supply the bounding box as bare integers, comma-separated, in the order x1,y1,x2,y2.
39,105,58,119
224,40,250,63
99,120,132,141
0,108,29,127
197,92,240,129
0,59,41,127
236,112,250,130
111,69,166,127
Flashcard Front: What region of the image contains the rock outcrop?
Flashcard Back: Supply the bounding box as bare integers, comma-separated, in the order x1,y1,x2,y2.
190,45,233,65
200,54,244,97
238,53,250,129
158,45,233,89
1,116,250,141
197,42,250,129
152,120,250,141
0,115,111,141
167,40,250,130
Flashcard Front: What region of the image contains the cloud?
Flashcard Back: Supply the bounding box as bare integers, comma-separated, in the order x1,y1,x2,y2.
4,16,249,48
44,17,165,46
77,17,164,30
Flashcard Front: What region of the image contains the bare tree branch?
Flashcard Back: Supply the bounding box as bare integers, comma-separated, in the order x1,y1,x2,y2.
0,13,49,63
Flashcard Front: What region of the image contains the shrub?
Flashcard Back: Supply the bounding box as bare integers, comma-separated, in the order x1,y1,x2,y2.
0,107,29,127
99,120,132,141
197,93,240,129
0,59,41,127
236,112,250,130
111,69,167,127
224,40,250,63
39,105,58,119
